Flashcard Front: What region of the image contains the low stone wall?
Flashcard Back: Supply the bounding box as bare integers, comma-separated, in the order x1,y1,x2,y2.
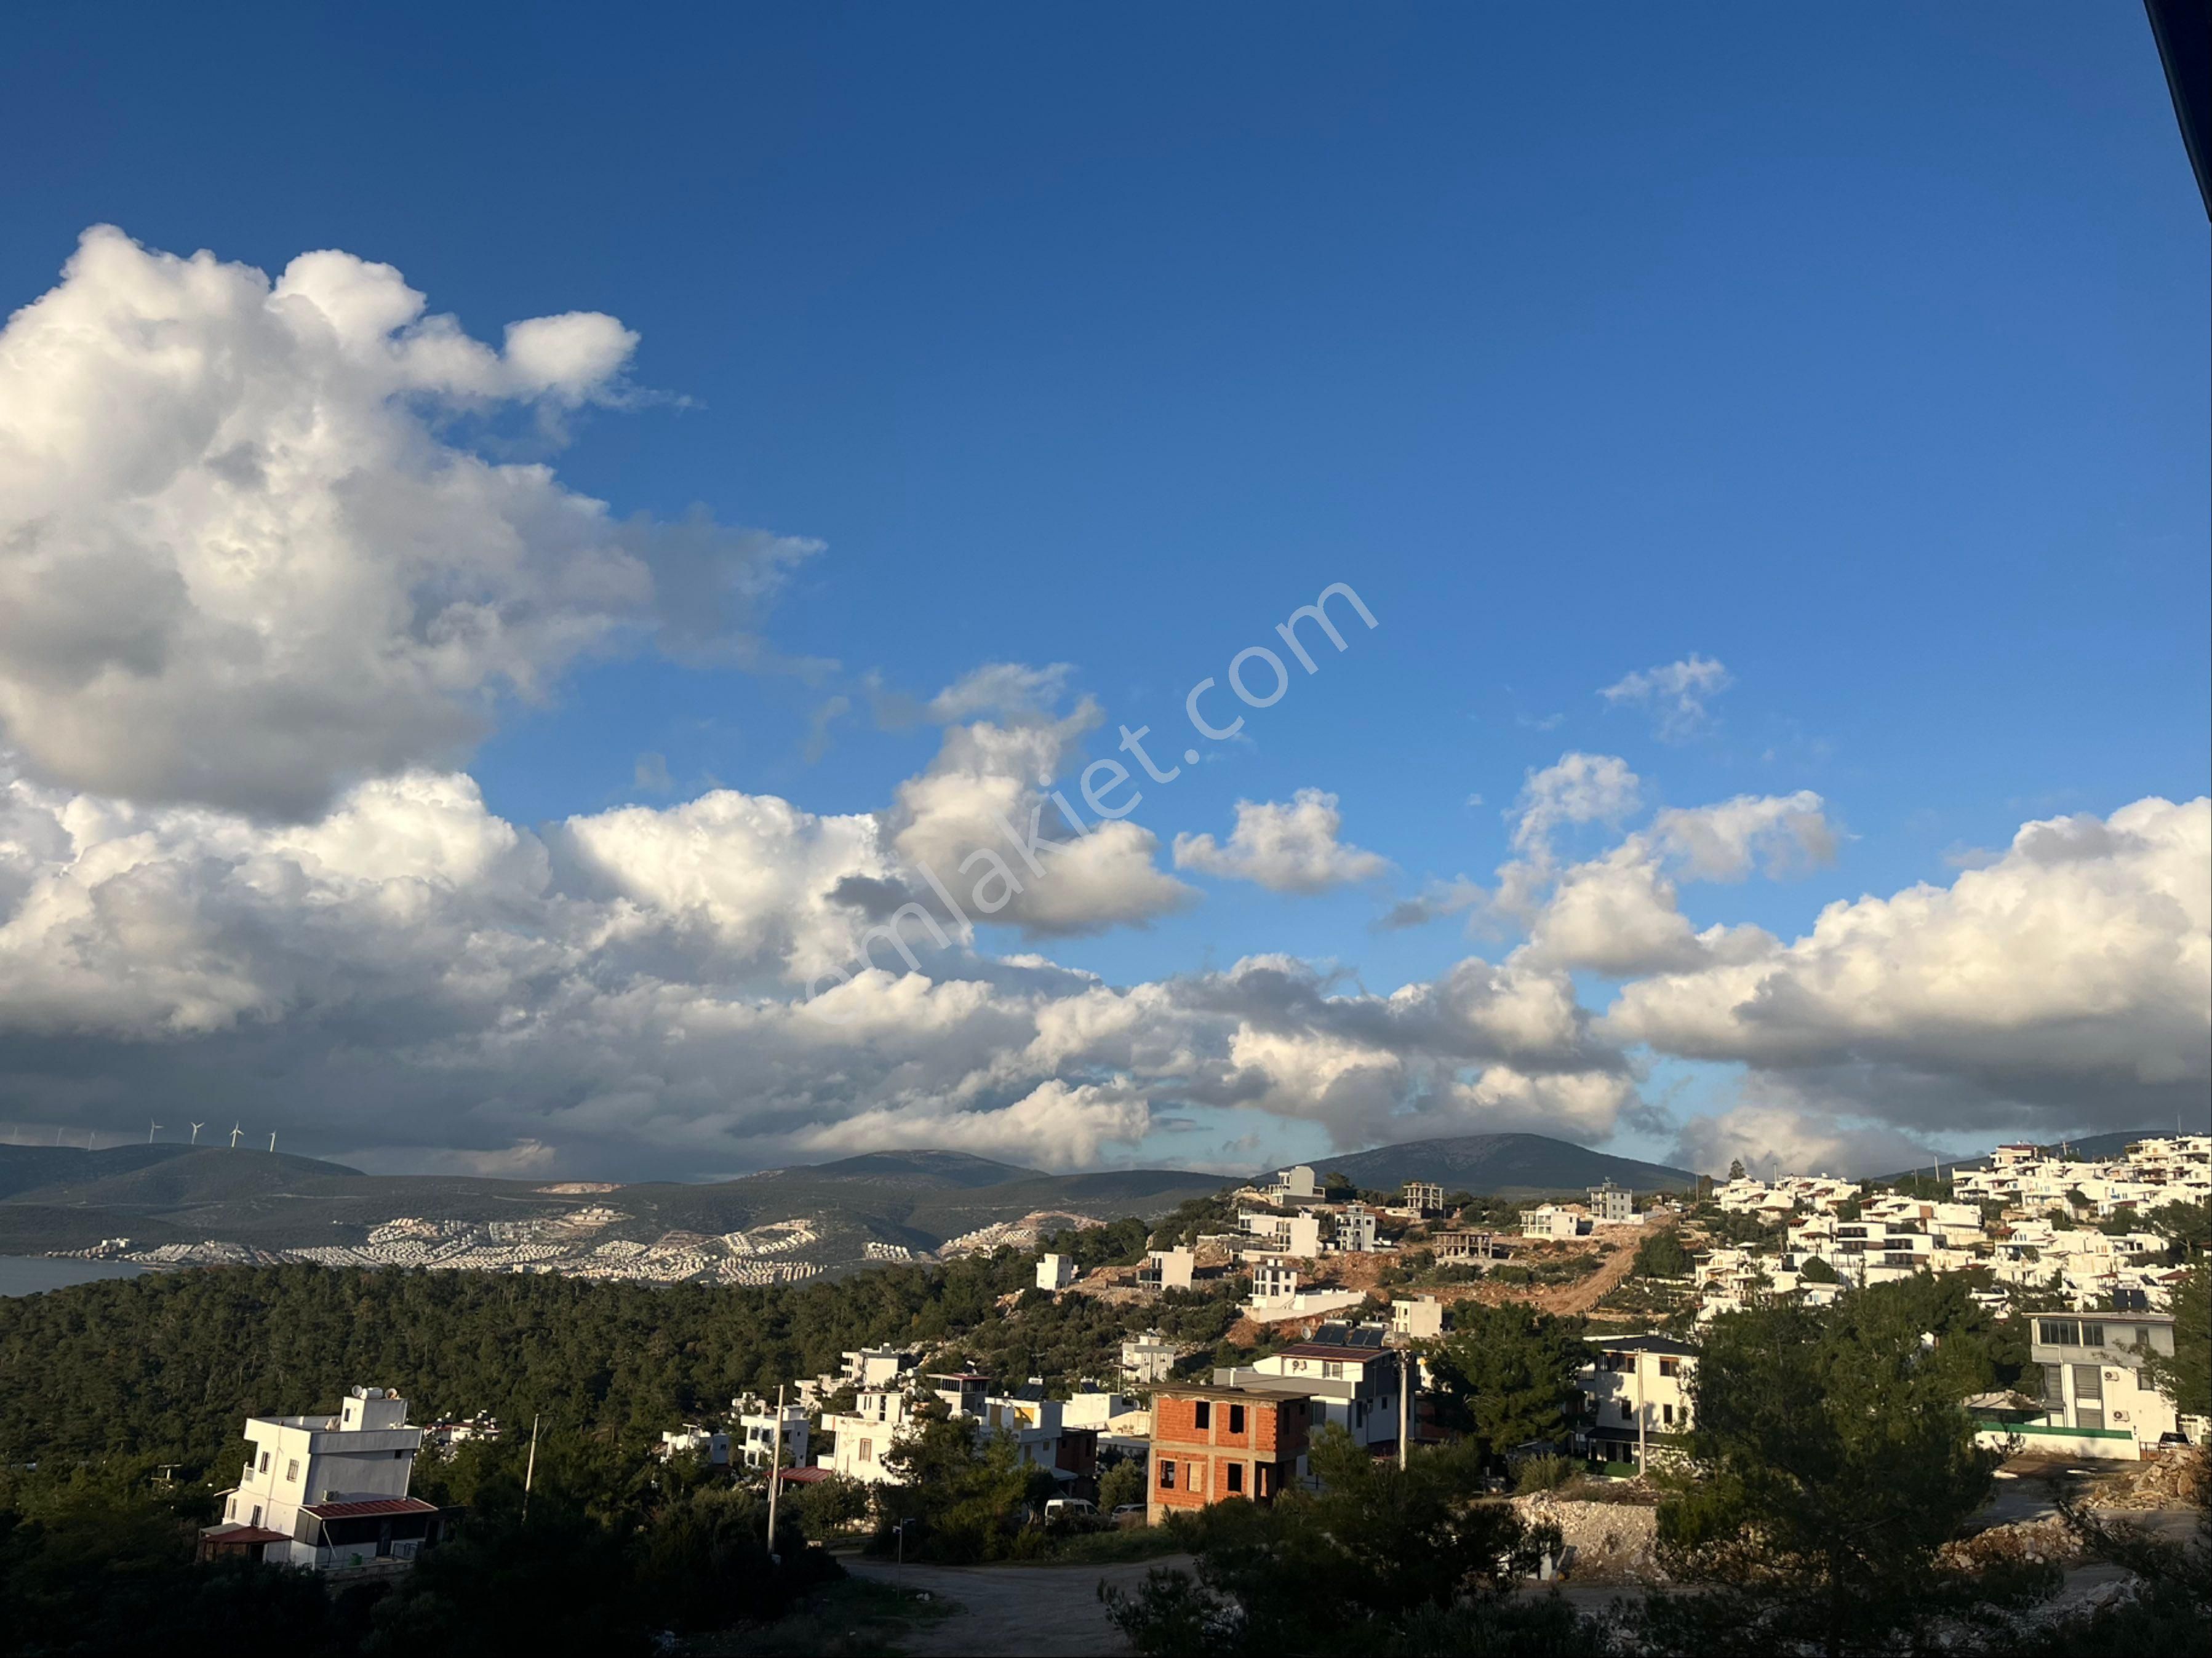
1511,1493,1664,1584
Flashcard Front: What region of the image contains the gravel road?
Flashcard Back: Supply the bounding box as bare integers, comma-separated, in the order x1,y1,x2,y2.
841,1553,1191,1656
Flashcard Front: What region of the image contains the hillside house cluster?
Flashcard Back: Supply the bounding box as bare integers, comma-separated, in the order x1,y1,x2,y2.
1680,1136,2209,1458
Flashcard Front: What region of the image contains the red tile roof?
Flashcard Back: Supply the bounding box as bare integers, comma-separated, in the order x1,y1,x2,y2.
301,1497,439,1519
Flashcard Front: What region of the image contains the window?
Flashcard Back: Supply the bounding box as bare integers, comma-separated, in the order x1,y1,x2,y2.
1226,1464,1244,1494
250,1505,262,1527
2038,1319,2080,1347
1661,1404,1675,1425
1193,1401,1212,1430
859,1438,873,1462
257,1451,271,1474
1658,1358,1679,1378
1159,1459,1176,1489
2080,1322,2105,1348
285,1459,300,1483
1323,1361,1344,1379
1228,1404,1246,1434
1619,1400,1634,1422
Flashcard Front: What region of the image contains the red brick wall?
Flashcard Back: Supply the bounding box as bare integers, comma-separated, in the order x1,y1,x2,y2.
1154,1393,1309,1455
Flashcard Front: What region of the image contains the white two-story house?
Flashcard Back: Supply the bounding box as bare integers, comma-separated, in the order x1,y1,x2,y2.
1578,1334,1697,1468
200,1386,442,1570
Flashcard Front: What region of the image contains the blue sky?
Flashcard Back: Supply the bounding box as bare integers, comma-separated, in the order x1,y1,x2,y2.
0,4,2203,1178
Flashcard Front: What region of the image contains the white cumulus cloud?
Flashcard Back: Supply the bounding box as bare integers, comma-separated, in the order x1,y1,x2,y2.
1603,795,2211,1134
1173,789,1391,893
0,227,814,819
1600,654,1733,740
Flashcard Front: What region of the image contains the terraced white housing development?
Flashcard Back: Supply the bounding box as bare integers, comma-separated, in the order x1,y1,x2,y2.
83,1211,826,1286
1688,1136,2208,1459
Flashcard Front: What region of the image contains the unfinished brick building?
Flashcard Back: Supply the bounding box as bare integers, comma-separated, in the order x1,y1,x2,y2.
1146,1385,1311,1524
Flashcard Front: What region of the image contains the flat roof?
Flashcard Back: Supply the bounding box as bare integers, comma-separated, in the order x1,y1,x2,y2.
301,1497,439,1520
1156,1384,1310,1404
1586,1333,1699,1357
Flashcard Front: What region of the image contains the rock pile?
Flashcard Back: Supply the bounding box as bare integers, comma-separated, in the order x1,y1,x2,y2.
1511,1494,1665,1584
2086,1446,2208,1511
1937,1515,2084,1570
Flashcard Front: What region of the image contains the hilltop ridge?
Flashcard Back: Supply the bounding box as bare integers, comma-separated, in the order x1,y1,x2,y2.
0,1128,1698,1275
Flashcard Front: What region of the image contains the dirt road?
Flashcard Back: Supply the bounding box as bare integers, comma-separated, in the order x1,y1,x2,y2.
841,1554,1190,1656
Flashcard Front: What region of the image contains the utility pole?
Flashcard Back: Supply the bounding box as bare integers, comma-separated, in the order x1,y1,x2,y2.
1635,1353,1647,1475
523,1413,540,1521
764,1384,785,1564
1397,1347,1410,1470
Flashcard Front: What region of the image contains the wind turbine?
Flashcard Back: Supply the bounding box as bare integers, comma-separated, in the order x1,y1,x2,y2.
268,1131,277,1154
147,1120,162,1144
228,1123,243,1150
189,1122,205,1146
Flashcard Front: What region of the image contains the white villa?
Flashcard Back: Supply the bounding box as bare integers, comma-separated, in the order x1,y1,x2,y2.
199,1386,442,1570
736,1398,811,1470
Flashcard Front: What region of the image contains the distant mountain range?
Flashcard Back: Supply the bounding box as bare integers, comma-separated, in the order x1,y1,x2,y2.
1304,1133,1696,1195
0,1129,1698,1273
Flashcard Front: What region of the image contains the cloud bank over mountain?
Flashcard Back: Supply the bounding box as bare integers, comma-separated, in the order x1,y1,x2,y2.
1,231,2202,1181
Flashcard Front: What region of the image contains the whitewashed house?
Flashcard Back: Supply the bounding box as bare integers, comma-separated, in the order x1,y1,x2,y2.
1138,1247,1196,1292
1578,1334,1697,1467
1121,1331,1180,1384
1239,1210,1324,1257
200,1387,442,1570
1391,1295,1444,1339
658,1425,732,1464
818,1387,919,1485
735,1399,810,1470
1216,1323,1411,1458
1520,1203,1589,1241
1037,1252,1078,1291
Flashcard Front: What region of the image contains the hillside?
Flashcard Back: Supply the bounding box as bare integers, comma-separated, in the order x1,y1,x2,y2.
0,1143,1226,1275
0,1128,1706,1277
1311,1132,1696,1195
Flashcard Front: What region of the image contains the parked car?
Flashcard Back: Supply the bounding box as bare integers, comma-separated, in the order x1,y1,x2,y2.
1043,1497,1096,1518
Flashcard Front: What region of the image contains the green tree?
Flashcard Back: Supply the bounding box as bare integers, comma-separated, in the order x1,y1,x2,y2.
1102,1429,1579,1656
1098,1457,1147,1513
2142,1198,2212,1259
2141,1262,2211,1419
1799,1255,1840,1284
1633,1230,1693,1278
872,1411,1050,1563
1645,1281,2003,1658
1424,1302,1587,1459
1727,1158,1746,1182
